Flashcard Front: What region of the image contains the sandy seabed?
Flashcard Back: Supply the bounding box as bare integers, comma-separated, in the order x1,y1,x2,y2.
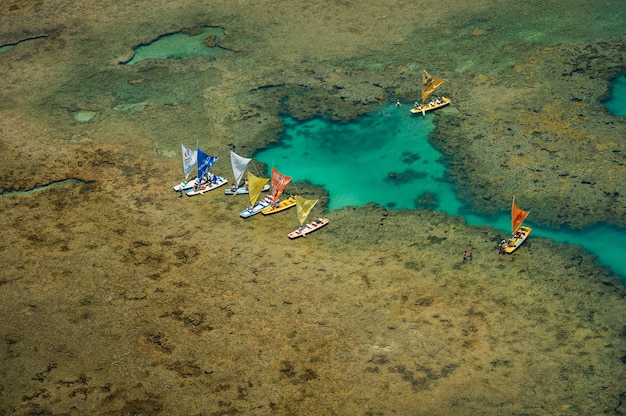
1,0,625,415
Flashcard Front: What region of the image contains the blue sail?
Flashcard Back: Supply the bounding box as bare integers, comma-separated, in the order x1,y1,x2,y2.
196,147,218,184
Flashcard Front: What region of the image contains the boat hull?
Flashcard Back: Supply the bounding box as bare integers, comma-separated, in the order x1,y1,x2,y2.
410,96,451,115
173,178,198,192
262,196,297,215
288,218,329,239
504,226,532,253
174,172,224,192
225,183,270,195
239,196,273,218
185,176,228,196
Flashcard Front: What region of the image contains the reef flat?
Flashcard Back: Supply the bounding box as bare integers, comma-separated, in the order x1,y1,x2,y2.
0,0,625,415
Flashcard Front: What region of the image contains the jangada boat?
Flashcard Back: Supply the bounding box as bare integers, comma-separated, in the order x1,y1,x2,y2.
239,195,273,218
172,143,198,192
261,166,297,215
409,69,451,115
288,196,329,239
224,150,270,195
239,172,271,218
184,148,227,196
503,196,532,253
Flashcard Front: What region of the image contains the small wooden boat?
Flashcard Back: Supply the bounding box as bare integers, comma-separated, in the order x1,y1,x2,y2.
262,195,297,215
224,150,271,195
240,195,273,218
185,176,228,196
289,218,329,239
225,183,270,195
409,69,451,116
239,173,272,218
288,196,328,239
173,143,198,191
503,196,532,253
261,167,296,215
410,96,451,115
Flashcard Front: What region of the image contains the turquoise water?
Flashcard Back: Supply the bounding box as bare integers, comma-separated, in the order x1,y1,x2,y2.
124,26,227,65
256,103,626,281
603,74,626,116
257,105,463,212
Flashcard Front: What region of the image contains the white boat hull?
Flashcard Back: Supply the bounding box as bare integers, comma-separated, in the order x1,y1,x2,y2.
174,172,224,192
239,196,273,218
185,176,228,196
173,178,198,192
288,218,329,239
224,183,270,195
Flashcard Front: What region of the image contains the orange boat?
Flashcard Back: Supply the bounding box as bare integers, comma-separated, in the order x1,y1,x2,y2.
261,166,297,215
504,196,532,253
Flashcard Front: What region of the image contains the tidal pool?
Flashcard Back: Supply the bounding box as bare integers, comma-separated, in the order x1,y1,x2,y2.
256,103,626,281
603,74,626,116
123,26,228,65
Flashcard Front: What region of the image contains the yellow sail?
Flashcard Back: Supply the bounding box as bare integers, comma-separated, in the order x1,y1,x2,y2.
247,172,269,207
295,196,318,226
421,69,445,102
511,196,530,233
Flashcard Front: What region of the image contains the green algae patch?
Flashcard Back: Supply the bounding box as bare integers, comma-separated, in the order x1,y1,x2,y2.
123,26,228,65
74,111,98,123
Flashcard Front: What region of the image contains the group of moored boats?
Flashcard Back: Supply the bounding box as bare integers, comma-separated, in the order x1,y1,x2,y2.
172,69,533,251
173,146,329,239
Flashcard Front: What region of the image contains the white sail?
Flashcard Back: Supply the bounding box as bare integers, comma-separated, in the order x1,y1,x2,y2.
181,144,197,180
230,150,252,187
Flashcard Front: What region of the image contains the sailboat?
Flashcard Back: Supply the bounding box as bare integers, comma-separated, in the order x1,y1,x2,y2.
261,166,297,215
172,144,198,192
410,69,451,115
288,196,329,239
185,148,228,196
503,196,532,253
239,172,273,218
224,150,270,195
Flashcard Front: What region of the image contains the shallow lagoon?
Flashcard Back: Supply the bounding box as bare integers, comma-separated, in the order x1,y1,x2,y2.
257,102,626,281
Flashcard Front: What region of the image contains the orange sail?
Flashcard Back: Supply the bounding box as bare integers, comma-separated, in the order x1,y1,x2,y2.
422,69,445,102
270,166,292,203
511,196,530,233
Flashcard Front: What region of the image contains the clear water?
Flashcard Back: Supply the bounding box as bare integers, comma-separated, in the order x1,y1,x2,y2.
258,105,463,212
603,74,626,116
256,102,626,281
124,26,227,65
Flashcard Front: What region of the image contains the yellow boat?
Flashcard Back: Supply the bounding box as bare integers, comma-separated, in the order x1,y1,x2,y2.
410,96,451,115
503,196,532,253
262,195,297,215
410,69,451,115
261,166,296,215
